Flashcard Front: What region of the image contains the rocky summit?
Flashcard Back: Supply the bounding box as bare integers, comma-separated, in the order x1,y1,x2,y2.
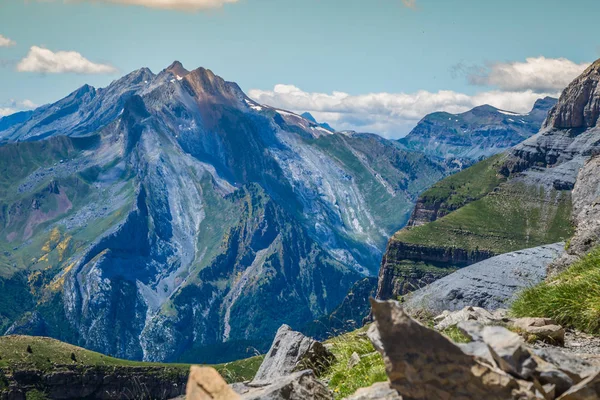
0,62,450,363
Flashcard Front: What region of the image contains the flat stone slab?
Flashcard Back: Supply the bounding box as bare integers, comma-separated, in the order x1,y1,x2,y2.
404,243,564,314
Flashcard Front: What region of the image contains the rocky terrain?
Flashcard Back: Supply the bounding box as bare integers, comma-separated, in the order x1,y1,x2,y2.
398,97,556,161
375,61,600,303
0,62,452,364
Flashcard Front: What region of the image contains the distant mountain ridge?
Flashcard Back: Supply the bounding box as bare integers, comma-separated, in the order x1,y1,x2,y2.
0,62,450,363
398,97,557,161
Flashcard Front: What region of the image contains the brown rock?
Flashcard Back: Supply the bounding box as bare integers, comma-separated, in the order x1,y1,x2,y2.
511,318,565,345
186,366,241,400
369,299,534,400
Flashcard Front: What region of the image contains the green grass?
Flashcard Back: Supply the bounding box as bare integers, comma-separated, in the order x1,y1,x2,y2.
418,153,506,212
395,180,573,254
0,335,261,384
322,326,387,399
512,247,600,333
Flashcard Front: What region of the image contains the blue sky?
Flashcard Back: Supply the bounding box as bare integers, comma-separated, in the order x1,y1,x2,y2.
0,0,599,137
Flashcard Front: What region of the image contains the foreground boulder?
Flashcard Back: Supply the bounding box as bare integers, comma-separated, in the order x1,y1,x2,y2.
343,382,402,399
234,370,333,400
251,325,335,385
369,299,534,399
186,366,240,400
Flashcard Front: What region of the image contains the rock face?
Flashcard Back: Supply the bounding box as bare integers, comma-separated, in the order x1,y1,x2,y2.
0,365,187,400
0,62,450,362
402,243,564,314
550,155,600,275
252,325,334,385
398,97,556,161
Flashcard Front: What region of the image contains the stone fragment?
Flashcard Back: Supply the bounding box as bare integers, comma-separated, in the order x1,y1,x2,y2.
557,370,600,399
511,318,565,345
457,320,485,342
347,352,361,369
433,306,496,330
252,325,334,385
480,326,537,379
344,382,402,399
186,366,241,400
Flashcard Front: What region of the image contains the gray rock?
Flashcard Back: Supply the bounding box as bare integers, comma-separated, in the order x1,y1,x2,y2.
404,243,564,314
538,369,574,396
343,382,402,400
433,306,497,330
251,325,334,385
511,318,565,346
347,352,361,369
366,324,383,353
369,299,532,400
481,326,537,379
235,370,333,400
550,155,600,275
557,370,600,399
456,341,496,367
534,347,599,383
457,320,485,342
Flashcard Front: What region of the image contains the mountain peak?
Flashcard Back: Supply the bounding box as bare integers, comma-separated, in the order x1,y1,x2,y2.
165,60,190,78
544,58,600,130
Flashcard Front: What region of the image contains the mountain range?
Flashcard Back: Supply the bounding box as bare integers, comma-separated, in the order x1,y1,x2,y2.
398,97,557,161
0,61,451,363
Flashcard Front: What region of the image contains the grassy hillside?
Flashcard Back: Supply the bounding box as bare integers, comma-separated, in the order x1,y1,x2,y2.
0,335,261,383
395,180,573,254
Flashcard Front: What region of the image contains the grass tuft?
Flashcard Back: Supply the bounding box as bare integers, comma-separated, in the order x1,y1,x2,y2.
321,326,387,399
511,247,600,333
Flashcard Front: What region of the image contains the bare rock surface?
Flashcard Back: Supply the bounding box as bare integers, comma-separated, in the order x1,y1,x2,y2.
234,370,333,400
403,244,564,314
251,325,334,386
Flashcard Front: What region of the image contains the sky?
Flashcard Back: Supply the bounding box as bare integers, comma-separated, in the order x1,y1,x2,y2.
0,0,599,138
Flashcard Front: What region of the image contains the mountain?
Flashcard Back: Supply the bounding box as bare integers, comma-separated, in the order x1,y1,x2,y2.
398,97,557,161
376,60,600,302
0,62,449,363
300,112,336,132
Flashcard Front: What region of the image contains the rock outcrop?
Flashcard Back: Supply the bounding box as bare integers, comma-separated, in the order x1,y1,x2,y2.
251,325,334,385
369,299,535,399
368,299,600,399
402,243,564,314
186,366,240,400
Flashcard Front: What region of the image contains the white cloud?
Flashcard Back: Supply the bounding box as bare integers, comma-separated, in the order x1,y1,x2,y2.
249,84,558,138
0,108,17,117
0,35,16,47
54,0,238,11
466,57,590,92
0,99,38,118
16,46,117,74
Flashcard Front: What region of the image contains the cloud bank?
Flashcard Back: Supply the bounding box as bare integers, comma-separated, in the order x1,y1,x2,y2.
17,46,117,74
0,35,16,47
465,57,590,92
249,85,558,138
0,99,38,117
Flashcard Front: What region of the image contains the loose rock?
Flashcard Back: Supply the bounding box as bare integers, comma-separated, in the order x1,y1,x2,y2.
186,366,241,400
